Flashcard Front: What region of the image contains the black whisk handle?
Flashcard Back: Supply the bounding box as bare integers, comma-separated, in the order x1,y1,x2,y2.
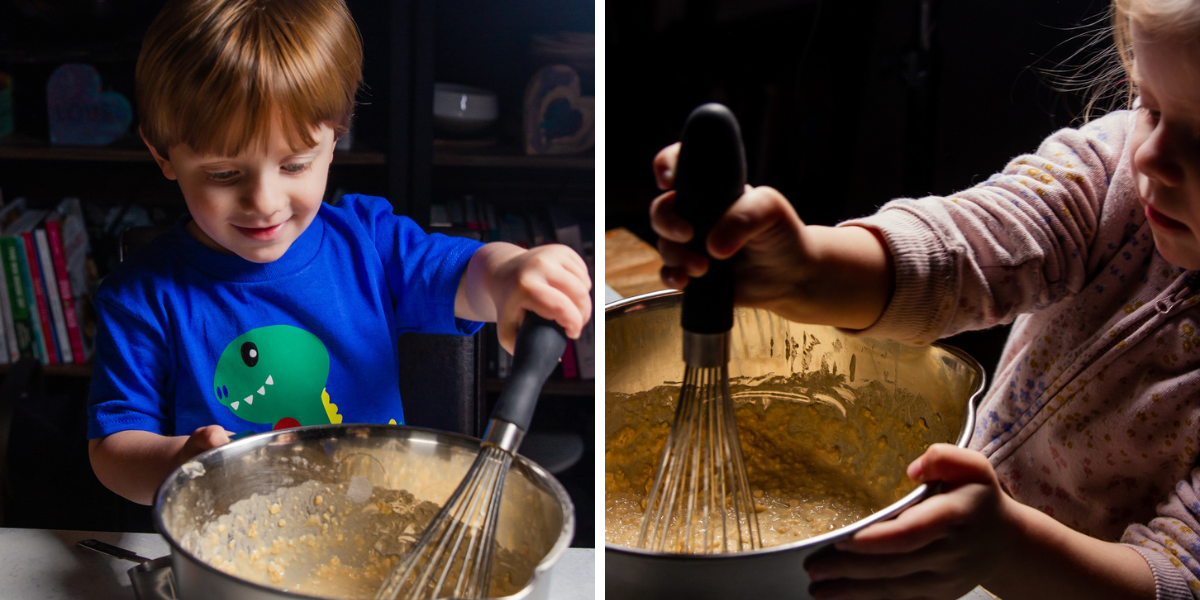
491,313,568,431
674,103,747,335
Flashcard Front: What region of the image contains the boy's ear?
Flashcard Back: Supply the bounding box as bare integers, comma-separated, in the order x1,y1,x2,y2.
140,127,177,181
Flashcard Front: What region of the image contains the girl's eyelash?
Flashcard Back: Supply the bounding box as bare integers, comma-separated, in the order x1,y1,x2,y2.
208,170,237,181
283,163,311,174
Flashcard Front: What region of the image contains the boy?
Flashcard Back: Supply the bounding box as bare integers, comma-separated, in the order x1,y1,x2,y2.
87,0,592,505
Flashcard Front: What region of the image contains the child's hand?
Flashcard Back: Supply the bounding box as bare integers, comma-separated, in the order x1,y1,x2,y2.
89,426,235,505
652,142,810,299
804,444,1020,600
651,143,894,330
459,242,592,354
177,425,233,463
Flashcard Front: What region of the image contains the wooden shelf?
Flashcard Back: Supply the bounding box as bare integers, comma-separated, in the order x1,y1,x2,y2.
433,146,593,170
0,361,92,377
484,378,593,397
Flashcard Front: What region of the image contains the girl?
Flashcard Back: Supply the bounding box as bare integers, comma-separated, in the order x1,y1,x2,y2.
651,1,1200,598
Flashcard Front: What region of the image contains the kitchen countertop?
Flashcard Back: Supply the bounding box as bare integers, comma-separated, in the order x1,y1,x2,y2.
0,527,595,600
604,227,667,298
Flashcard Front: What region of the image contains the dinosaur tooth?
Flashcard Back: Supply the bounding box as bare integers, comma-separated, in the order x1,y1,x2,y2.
245,396,253,405
266,375,274,385
258,386,266,396
232,401,240,410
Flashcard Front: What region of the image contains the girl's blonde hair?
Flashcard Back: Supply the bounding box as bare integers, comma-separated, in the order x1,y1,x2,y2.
1113,0,1200,101
136,0,363,158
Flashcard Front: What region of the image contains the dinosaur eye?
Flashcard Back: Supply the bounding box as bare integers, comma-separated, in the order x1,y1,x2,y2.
241,341,259,367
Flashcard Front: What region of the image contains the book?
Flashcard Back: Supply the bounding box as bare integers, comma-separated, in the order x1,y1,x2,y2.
527,211,552,247
44,198,92,363
20,231,55,364
0,199,28,363
0,254,14,363
429,203,451,228
45,220,84,363
547,206,593,380
0,238,36,361
484,203,499,242
0,198,26,235
36,228,72,364
2,209,48,363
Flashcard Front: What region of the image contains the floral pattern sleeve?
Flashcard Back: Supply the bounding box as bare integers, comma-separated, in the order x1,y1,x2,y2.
1123,467,1200,599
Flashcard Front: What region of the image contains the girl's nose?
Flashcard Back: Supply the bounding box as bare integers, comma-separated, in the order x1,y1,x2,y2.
1136,124,1185,188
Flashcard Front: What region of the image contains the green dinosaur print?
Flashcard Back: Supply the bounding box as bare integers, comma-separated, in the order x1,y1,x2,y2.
213,325,341,428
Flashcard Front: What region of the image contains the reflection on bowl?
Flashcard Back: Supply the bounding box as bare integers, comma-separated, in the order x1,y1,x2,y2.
433,82,498,136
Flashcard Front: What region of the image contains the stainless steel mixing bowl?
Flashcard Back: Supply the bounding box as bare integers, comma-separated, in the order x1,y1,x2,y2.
605,290,985,599
154,424,574,600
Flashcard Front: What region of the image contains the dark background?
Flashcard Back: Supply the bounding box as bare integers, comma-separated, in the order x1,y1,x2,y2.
606,0,1115,377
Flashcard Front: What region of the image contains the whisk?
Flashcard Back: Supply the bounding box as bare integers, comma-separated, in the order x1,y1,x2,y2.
375,314,567,600
637,103,763,554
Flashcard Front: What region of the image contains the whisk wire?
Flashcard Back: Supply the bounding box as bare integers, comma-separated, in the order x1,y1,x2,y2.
438,454,493,598
376,446,510,600
685,367,705,553
706,368,725,553
637,362,763,554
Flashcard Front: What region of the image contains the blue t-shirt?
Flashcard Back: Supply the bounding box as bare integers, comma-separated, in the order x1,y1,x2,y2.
87,194,484,438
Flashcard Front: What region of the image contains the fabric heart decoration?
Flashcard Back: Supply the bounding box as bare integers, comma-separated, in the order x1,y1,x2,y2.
46,63,133,146
523,64,595,155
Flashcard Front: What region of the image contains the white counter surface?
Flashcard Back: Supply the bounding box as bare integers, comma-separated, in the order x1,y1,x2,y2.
0,527,595,600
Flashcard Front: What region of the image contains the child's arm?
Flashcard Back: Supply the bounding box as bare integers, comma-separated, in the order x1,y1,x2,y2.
650,142,895,330
805,444,1156,600
655,110,1130,343
88,426,231,505
455,241,592,353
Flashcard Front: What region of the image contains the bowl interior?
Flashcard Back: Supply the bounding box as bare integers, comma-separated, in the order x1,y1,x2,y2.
157,425,572,598
604,292,982,551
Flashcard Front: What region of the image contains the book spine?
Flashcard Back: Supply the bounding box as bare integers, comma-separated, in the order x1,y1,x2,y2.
46,221,84,363
57,199,93,361
1,238,34,360
0,253,14,363
36,228,72,363
20,231,53,364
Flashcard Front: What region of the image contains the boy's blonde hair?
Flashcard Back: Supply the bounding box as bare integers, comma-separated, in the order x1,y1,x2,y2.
136,0,362,158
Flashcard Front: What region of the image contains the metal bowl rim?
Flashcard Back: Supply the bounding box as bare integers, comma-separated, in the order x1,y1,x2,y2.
603,289,985,558
153,423,575,600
